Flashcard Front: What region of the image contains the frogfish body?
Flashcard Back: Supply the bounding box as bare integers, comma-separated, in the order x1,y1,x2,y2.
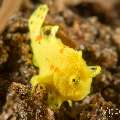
28,5,101,109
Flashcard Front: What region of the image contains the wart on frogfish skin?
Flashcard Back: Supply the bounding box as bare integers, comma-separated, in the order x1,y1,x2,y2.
28,4,101,109
50,64,55,70
60,48,64,54
35,35,43,43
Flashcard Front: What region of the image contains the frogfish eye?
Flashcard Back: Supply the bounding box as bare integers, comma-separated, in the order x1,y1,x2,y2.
72,79,76,82
72,77,80,85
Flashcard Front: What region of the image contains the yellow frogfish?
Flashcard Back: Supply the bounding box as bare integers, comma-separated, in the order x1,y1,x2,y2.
28,4,101,109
